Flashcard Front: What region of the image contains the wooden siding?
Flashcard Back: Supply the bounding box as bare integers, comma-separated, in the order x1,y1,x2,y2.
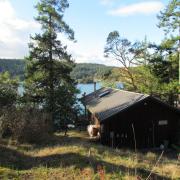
98,98,179,149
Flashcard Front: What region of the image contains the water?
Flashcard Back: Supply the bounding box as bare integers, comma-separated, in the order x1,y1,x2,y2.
18,82,125,97
18,83,102,97
77,83,101,98
18,83,24,96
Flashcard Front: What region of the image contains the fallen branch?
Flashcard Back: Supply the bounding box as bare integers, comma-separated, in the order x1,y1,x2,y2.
145,150,164,180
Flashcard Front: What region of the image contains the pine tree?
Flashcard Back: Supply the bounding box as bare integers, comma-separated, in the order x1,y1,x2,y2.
157,0,180,83
157,0,180,105
104,31,148,91
158,0,180,35
25,0,78,128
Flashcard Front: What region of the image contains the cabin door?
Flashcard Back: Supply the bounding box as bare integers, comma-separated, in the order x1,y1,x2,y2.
155,120,169,147
144,121,154,148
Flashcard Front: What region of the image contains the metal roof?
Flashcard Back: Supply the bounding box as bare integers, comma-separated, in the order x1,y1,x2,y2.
81,87,149,121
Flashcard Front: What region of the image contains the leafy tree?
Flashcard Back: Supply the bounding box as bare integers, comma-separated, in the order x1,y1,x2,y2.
104,31,147,91
0,72,19,107
103,2,179,106
102,65,159,94
104,32,179,106
24,0,78,129
132,66,159,95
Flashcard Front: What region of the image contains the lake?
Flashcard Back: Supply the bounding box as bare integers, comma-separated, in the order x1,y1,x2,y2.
77,83,101,98
18,83,102,97
18,82,125,97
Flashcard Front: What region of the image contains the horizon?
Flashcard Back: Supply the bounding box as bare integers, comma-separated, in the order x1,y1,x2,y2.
0,0,169,66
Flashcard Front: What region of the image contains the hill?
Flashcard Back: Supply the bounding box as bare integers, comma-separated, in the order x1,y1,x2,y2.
71,63,113,83
0,130,179,179
0,59,113,83
0,59,25,80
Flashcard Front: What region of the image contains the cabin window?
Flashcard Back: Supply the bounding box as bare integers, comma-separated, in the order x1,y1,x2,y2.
158,120,168,126
99,90,110,98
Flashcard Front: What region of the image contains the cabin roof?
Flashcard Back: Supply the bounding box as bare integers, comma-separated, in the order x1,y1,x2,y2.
81,87,149,121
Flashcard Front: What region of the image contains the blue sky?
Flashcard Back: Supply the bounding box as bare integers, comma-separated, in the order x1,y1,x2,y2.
0,0,169,66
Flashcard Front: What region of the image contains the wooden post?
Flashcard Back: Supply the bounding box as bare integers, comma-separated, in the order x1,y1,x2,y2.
152,121,155,148
132,123,137,176
82,92,87,119
94,81,96,92
110,131,114,148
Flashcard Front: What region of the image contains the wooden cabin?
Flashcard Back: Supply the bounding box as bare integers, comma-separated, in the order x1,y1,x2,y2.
82,87,180,149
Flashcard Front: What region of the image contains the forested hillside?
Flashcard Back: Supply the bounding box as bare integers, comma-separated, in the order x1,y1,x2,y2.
71,63,113,83
0,59,113,83
0,59,25,80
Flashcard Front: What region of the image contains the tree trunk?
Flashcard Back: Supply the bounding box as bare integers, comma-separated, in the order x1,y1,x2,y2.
49,14,54,128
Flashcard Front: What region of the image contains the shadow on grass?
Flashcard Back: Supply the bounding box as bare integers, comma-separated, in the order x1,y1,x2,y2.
0,145,171,179
0,132,89,151
29,131,90,149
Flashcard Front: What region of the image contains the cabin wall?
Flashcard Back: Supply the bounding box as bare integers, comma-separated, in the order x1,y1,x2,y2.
100,98,179,149
146,99,179,146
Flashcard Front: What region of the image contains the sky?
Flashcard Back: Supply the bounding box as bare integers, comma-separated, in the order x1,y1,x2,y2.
0,0,169,66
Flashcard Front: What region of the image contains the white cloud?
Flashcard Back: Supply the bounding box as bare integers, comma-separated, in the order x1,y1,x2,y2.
57,34,120,66
0,0,120,66
108,1,164,16
0,0,39,58
72,50,120,66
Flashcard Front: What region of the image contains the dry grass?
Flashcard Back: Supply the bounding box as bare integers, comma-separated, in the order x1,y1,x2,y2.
0,130,179,180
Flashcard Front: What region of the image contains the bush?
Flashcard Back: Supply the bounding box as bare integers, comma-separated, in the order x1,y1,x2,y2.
0,72,19,108
0,107,51,143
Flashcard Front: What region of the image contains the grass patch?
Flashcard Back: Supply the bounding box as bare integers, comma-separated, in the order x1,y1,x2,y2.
0,130,179,179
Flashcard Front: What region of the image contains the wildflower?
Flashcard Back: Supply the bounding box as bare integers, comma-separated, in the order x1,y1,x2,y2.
97,165,105,180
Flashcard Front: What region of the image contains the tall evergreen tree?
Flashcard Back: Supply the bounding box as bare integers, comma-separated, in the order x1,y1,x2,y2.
155,0,180,105
158,0,180,35
147,41,179,105
25,0,78,128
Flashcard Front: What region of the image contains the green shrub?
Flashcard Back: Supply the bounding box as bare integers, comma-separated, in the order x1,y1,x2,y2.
0,72,19,107
0,107,51,143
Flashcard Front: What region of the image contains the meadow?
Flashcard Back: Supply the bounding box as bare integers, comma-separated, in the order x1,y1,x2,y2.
0,131,179,180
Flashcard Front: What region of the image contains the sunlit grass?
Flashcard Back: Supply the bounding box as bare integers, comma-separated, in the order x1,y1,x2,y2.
0,130,179,179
